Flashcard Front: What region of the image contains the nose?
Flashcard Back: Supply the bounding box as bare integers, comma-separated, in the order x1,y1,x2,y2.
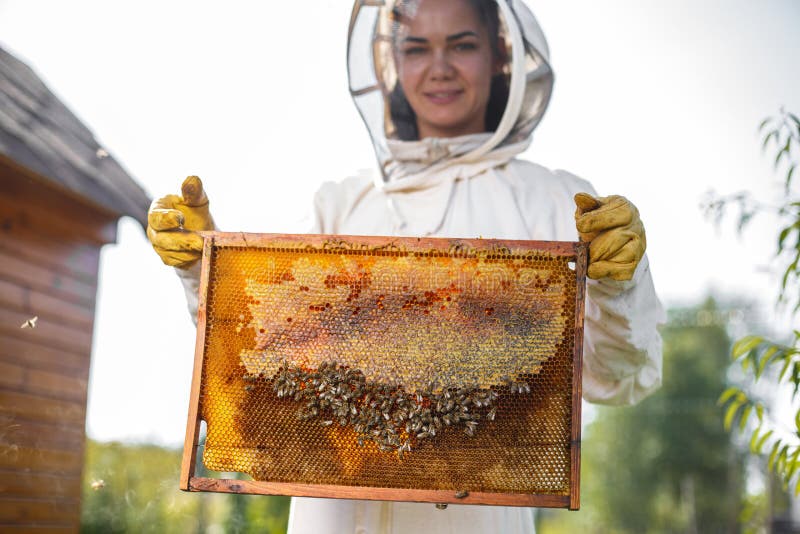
429,50,455,80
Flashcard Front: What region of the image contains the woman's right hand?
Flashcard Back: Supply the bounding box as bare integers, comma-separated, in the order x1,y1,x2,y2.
147,176,216,269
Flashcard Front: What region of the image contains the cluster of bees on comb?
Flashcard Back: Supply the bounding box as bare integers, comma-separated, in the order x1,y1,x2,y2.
257,360,532,457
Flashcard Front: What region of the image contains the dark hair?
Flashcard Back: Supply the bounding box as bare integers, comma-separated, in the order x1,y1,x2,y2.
389,0,509,141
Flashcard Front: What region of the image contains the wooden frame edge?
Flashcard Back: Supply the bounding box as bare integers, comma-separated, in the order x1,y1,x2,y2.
205,231,579,257
569,242,588,510
180,235,214,490
186,477,571,508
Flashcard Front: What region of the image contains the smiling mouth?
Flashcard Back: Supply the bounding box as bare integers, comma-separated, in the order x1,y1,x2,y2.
424,90,463,104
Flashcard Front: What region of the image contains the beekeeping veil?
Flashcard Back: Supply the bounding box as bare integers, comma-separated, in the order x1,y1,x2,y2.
347,0,553,191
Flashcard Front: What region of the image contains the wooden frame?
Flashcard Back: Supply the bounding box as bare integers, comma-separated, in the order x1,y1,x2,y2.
181,232,587,510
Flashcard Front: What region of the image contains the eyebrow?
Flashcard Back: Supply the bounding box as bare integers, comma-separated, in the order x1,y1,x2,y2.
446,31,479,42
402,31,480,44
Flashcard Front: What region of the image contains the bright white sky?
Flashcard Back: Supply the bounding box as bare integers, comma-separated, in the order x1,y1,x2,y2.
1,1,798,446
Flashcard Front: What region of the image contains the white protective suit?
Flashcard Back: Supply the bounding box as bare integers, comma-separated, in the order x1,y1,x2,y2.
177,1,664,532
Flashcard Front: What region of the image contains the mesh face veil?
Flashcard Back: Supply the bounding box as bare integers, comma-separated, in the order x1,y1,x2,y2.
347,0,554,183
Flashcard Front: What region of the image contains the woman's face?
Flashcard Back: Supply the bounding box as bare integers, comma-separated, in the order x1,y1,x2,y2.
395,0,497,140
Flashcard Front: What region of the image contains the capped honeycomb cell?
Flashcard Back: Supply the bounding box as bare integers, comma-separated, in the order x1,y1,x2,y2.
181,233,587,509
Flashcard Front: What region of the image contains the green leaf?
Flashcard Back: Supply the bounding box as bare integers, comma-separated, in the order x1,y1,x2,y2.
769,440,782,471
789,112,800,128
796,410,800,434
778,444,790,472
733,336,763,359
756,429,773,453
780,357,794,382
775,145,788,169
739,404,753,432
717,386,741,406
788,448,800,481
749,427,761,453
762,130,778,151
724,399,744,431
788,165,797,191
756,403,764,423
779,225,794,251
757,345,781,378
782,254,799,291
794,362,800,397
758,117,772,131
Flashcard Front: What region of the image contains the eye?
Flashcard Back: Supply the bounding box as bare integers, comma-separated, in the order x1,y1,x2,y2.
402,46,427,56
454,42,478,52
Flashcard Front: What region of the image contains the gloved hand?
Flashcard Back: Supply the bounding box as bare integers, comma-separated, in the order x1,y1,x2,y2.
574,193,646,281
147,176,215,269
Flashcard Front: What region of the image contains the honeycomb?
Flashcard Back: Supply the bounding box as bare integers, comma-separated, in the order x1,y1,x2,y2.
196,234,583,501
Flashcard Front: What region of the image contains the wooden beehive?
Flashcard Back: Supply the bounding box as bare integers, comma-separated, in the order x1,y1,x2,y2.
181,232,587,509
0,45,150,531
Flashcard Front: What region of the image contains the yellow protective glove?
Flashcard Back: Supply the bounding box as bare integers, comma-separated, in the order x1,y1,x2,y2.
147,176,215,269
574,193,646,282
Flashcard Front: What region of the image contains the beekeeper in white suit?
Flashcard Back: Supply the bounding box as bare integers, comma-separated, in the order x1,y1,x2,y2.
147,0,664,531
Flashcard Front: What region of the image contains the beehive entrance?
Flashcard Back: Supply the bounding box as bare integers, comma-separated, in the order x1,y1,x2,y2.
181,233,586,509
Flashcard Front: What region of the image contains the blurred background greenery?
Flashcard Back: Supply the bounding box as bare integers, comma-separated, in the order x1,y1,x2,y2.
536,297,794,534
81,440,290,533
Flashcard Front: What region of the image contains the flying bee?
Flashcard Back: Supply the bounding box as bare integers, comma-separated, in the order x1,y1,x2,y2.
91,479,105,491
455,490,469,499
20,316,38,329
435,504,448,510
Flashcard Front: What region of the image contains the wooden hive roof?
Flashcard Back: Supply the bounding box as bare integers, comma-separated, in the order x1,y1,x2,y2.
0,45,150,227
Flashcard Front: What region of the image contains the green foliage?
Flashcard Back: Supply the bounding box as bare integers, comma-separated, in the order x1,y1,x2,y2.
81,439,290,533
718,333,800,496
538,299,746,533
715,108,800,498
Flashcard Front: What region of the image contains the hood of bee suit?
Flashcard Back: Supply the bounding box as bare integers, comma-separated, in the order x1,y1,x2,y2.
347,0,553,194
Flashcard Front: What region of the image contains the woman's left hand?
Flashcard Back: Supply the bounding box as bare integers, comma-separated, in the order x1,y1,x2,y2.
574,193,646,281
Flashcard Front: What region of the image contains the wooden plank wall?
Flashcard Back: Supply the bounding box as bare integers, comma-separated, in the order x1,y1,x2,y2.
0,168,117,533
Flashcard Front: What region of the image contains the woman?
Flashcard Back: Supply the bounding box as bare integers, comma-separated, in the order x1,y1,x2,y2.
147,0,663,532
